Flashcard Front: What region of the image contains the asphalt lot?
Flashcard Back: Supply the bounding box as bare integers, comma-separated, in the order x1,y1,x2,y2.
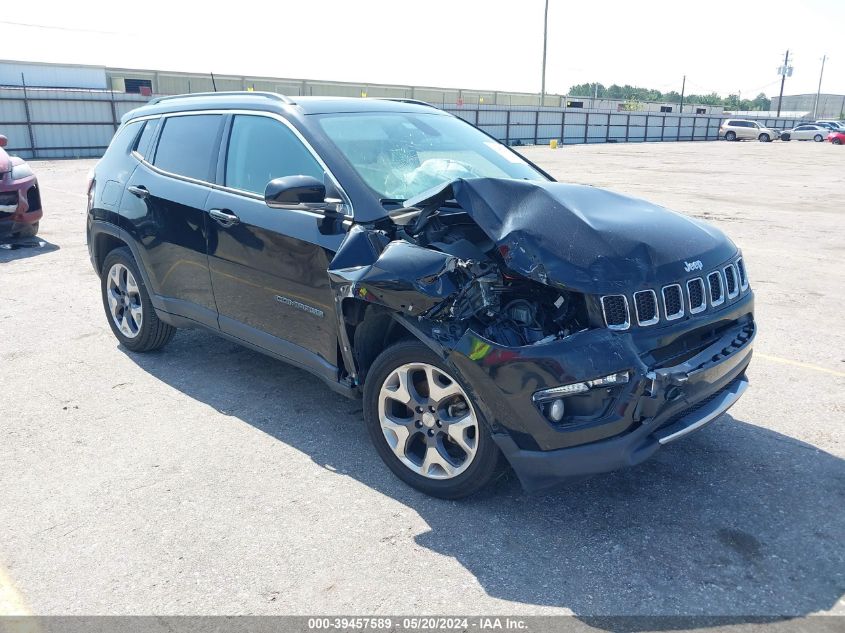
0,140,843,621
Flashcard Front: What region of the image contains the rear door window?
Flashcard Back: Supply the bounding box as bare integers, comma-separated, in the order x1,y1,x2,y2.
224,115,323,195
153,114,224,182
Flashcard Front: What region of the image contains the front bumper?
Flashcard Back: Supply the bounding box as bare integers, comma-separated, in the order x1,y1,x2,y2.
446,292,755,492
0,173,41,237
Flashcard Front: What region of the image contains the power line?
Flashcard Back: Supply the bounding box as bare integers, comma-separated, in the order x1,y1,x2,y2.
0,20,121,35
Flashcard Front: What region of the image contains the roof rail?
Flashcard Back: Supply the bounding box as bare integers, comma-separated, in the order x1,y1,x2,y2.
147,91,295,106
376,97,437,108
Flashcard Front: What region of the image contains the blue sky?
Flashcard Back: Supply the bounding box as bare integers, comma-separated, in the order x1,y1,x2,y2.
2,0,842,97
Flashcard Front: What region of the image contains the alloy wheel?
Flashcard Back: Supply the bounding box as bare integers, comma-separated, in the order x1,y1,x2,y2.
377,362,479,480
106,262,143,339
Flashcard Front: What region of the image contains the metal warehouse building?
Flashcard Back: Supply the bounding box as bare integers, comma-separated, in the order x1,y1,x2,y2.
1,59,723,112
771,93,845,120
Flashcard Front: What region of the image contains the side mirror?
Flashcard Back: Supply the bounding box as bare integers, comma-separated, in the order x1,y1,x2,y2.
265,175,326,209
0,135,7,148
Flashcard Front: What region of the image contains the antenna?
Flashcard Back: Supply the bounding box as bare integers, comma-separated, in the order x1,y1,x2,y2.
210,72,217,92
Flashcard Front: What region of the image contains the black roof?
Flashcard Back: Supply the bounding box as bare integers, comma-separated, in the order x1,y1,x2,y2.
121,92,444,123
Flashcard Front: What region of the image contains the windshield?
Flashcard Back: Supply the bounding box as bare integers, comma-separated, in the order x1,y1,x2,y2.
316,112,547,201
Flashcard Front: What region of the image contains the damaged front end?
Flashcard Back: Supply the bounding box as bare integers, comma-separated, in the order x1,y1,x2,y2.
328,177,755,491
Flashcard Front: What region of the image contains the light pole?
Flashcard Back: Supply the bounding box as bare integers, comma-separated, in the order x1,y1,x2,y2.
540,0,549,105
813,55,827,119
776,49,792,117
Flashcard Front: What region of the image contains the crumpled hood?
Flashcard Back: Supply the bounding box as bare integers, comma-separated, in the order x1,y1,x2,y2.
0,147,11,175
406,178,737,294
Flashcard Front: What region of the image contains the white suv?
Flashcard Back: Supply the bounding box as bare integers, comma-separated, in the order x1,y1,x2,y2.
720,119,780,142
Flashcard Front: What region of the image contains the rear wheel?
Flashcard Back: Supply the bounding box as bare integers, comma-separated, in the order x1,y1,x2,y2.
101,247,175,352
363,340,503,498
758,133,770,142
814,134,824,142
725,131,737,141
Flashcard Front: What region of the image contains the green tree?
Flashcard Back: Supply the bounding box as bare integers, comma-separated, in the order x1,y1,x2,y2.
566,82,771,110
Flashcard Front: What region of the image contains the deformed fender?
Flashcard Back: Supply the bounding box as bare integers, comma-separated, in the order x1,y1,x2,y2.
327,224,475,383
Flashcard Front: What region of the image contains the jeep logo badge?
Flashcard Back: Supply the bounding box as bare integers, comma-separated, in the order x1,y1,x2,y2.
684,260,703,273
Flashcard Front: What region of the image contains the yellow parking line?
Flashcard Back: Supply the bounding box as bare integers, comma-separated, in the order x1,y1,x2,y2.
0,565,31,616
756,352,845,378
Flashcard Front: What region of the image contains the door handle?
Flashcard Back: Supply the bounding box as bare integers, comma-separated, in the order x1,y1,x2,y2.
209,208,240,227
127,185,149,199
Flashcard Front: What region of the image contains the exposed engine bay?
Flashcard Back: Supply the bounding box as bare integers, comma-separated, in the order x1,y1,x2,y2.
329,183,592,349
393,206,589,346
328,176,737,353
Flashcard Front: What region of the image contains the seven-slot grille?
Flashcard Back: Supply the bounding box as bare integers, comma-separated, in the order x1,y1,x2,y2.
601,295,629,329
736,258,748,290
662,285,684,320
724,264,739,298
687,278,706,314
600,258,748,329
708,271,724,306
634,290,658,325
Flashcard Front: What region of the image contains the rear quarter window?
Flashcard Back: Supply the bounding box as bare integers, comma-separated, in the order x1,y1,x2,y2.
105,120,143,156
153,114,224,182
134,118,161,160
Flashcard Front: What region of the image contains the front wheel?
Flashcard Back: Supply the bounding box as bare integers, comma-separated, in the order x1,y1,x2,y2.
758,133,770,142
814,134,824,142
363,340,503,498
101,247,175,352
12,221,39,238
833,138,843,145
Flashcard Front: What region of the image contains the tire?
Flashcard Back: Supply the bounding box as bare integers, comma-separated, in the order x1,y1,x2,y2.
100,247,175,352
814,134,824,142
363,340,503,499
758,133,770,142
833,138,842,145
12,221,39,238
725,131,736,141
781,134,791,141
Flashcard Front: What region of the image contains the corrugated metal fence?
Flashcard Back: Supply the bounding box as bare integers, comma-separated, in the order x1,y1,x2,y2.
0,87,147,159
443,105,802,145
0,87,807,159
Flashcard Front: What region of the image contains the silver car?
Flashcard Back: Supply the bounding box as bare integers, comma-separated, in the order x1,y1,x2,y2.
782,124,829,142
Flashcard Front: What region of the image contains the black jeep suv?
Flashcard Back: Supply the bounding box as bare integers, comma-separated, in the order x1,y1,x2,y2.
87,92,755,498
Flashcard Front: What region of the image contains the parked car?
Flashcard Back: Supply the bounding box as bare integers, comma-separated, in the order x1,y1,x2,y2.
781,124,832,142
87,93,755,498
0,134,42,239
827,131,845,145
719,119,779,142
815,120,845,132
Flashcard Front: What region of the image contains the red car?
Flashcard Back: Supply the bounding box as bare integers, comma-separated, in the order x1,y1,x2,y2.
828,131,845,145
0,134,42,239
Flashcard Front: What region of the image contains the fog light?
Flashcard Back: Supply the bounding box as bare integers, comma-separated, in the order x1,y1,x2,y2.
548,399,565,422
533,371,630,402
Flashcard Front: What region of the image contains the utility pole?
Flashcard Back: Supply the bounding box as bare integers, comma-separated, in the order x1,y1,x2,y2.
540,0,549,106
679,75,685,113
776,49,791,117
813,55,827,119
